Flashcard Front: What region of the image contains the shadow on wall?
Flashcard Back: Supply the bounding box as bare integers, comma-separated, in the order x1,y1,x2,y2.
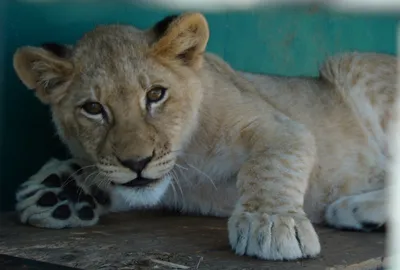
0,1,397,211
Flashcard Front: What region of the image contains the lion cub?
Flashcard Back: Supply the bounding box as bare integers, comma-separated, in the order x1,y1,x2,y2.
13,12,394,260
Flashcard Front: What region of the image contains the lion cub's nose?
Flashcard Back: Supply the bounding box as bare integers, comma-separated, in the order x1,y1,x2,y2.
119,156,153,173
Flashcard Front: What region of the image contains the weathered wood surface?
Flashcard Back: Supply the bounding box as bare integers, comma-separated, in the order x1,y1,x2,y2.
0,211,385,270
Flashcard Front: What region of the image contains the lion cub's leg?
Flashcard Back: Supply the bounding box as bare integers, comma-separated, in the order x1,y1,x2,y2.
228,116,321,260
15,158,111,229
325,189,386,231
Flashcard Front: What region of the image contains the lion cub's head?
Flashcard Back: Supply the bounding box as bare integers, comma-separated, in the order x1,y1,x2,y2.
13,13,209,204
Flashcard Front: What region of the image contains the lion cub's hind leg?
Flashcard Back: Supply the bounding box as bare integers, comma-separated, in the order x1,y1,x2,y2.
15,158,111,229
324,189,386,231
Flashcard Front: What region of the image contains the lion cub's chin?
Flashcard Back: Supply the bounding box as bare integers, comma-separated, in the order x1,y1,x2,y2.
111,175,172,208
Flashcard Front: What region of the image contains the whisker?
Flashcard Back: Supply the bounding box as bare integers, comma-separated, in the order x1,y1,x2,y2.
175,180,184,201
170,149,204,158
98,178,110,190
76,169,98,202
95,172,113,189
177,152,204,158
173,166,192,188
167,172,178,205
175,163,188,171
61,164,97,189
83,171,99,187
185,162,218,190
71,164,97,178
170,170,184,200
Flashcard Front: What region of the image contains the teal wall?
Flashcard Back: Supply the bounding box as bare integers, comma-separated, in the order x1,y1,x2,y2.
0,1,397,211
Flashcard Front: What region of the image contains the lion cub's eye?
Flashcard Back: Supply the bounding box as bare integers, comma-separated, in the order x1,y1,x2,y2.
146,86,167,103
81,102,104,115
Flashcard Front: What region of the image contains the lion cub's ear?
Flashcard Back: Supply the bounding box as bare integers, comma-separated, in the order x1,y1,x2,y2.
13,43,73,104
150,13,209,70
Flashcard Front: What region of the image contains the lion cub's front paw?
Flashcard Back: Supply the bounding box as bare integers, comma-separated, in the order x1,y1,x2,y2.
15,158,111,229
228,210,320,260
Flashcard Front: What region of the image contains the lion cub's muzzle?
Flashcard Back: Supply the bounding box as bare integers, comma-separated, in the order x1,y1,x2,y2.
118,155,152,173
116,155,161,188
120,177,161,188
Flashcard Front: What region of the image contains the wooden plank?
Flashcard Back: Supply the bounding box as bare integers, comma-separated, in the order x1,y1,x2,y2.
0,211,385,269
0,254,81,270
327,257,387,270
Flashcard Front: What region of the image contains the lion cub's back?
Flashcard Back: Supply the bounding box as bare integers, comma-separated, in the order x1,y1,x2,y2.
239,52,395,221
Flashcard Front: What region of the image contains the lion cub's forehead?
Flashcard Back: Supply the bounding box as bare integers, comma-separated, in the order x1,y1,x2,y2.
70,25,161,92
72,25,152,73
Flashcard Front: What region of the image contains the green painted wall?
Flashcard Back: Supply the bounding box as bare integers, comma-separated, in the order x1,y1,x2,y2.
0,1,397,211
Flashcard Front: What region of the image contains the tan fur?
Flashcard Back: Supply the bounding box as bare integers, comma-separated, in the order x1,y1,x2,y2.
13,13,396,261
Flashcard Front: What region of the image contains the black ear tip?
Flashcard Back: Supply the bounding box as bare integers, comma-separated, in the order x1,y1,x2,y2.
162,14,180,21
153,14,179,37
41,43,69,58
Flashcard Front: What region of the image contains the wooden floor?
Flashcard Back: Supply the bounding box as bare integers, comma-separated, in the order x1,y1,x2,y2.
0,211,386,270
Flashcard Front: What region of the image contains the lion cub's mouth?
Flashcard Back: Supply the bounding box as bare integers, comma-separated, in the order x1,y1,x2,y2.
120,177,161,188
